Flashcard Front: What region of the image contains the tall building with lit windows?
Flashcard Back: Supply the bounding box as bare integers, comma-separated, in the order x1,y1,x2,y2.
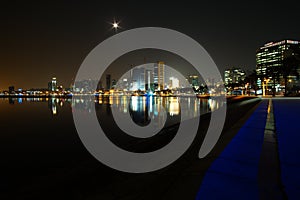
224,67,246,86
256,40,300,92
187,75,199,87
145,68,154,91
48,77,57,92
131,67,145,91
154,61,165,90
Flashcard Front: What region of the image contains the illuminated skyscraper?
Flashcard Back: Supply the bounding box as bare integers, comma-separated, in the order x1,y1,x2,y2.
256,40,300,92
145,68,154,91
48,77,57,92
154,61,165,90
224,68,246,86
131,67,145,91
168,77,179,89
187,75,199,87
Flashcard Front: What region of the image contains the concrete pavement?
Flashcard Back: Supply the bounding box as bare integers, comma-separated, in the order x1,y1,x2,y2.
196,100,269,200
273,98,300,200
196,97,300,200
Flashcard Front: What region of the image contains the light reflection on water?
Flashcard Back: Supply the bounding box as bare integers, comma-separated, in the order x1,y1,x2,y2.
2,96,222,121
0,95,225,196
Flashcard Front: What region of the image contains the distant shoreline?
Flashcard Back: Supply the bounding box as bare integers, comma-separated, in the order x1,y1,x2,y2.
0,94,214,99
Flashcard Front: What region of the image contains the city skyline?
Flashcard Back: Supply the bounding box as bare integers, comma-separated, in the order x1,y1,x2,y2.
1,39,298,94
1,1,300,90
2,1,300,199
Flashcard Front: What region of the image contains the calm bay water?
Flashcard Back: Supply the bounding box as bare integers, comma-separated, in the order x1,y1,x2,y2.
0,96,220,196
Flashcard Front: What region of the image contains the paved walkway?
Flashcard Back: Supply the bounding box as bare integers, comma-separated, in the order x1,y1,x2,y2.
273,98,300,200
196,98,300,200
196,100,269,200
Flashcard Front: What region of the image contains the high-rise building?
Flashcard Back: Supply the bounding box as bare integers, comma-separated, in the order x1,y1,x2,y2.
131,67,145,91
168,77,180,89
8,86,15,94
111,79,117,88
73,79,98,93
48,77,57,92
106,74,111,90
187,75,199,87
145,68,154,91
256,40,300,91
154,61,165,90
224,67,246,86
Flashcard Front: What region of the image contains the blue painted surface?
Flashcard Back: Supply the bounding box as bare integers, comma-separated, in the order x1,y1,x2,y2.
196,100,268,200
273,99,300,200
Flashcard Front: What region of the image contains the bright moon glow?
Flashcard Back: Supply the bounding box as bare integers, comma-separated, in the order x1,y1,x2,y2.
113,22,119,29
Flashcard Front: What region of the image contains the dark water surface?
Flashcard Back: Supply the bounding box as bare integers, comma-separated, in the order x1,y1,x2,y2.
0,96,219,198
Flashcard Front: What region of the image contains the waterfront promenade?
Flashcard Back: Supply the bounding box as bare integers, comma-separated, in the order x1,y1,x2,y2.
273,98,300,199
196,97,300,200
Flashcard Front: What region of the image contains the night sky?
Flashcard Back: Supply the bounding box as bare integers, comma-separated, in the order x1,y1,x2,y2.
1,0,300,90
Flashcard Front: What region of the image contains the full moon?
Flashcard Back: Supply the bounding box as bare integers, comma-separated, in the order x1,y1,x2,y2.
113,22,119,29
